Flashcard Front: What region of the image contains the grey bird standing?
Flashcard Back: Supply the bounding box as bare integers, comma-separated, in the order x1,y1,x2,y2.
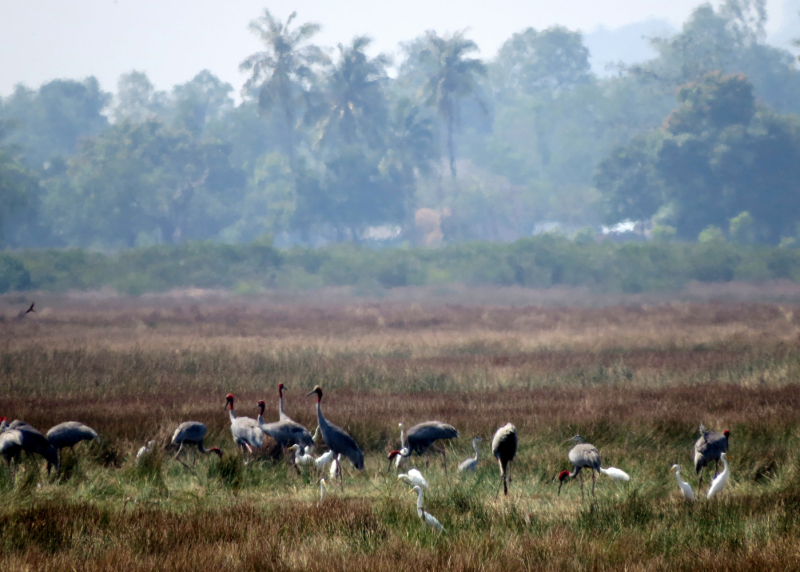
401,421,459,472
0,429,23,468
170,421,222,467
8,422,59,474
255,400,314,469
225,393,264,454
306,386,363,489
694,425,729,492
47,421,99,464
492,424,517,496
558,435,601,499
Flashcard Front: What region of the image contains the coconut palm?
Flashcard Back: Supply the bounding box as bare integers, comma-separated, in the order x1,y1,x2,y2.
415,30,486,178
240,10,328,168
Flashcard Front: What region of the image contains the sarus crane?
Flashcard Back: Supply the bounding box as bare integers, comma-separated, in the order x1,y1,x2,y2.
694,425,729,492
7,422,59,474
224,394,264,454
47,421,99,464
557,435,601,499
492,424,517,496
306,386,363,489
399,421,459,472
255,399,314,452
170,421,222,467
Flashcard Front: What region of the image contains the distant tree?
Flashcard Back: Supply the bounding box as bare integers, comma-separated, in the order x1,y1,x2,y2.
313,36,389,149
596,73,800,244
240,10,328,169
114,71,170,123
44,120,245,247
414,30,487,178
492,26,592,98
0,121,39,246
172,70,235,139
0,78,110,168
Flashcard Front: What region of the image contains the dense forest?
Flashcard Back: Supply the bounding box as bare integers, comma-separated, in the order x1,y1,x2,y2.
1,0,799,252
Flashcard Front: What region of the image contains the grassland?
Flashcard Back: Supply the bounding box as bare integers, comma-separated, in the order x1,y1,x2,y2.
2,291,800,571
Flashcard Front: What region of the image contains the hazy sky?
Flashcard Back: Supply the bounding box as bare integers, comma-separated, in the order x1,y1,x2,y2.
0,0,794,98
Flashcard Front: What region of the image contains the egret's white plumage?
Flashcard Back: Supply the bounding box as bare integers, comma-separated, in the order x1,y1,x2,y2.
137,440,157,460
459,437,484,472
319,478,327,502
315,449,334,472
410,485,444,532
670,464,695,501
706,453,730,499
291,444,314,466
329,453,341,479
599,467,631,482
398,468,428,489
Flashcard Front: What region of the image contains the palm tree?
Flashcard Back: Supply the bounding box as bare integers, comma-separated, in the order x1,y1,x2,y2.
314,36,389,149
416,30,486,178
240,10,328,169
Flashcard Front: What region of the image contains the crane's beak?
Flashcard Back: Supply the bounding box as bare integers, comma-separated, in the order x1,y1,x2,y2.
305,390,315,397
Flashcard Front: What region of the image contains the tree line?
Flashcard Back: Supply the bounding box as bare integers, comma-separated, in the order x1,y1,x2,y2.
1,0,799,251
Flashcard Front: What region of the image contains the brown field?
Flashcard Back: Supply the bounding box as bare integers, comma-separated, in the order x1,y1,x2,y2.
2,291,800,571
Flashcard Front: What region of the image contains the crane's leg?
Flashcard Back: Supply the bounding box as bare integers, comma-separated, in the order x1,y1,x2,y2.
338,460,344,491
433,444,447,473
495,458,505,499
591,469,596,497
174,443,191,469
579,470,585,500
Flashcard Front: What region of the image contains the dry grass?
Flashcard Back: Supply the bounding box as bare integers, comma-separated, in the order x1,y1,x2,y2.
2,293,800,570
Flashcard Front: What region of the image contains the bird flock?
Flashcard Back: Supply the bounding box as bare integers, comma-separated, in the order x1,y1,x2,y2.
0,385,732,533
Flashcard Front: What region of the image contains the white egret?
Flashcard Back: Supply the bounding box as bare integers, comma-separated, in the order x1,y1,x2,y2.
599,467,631,482
706,453,730,499
459,437,484,472
670,464,695,501
398,468,428,489
290,444,314,466
410,485,445,532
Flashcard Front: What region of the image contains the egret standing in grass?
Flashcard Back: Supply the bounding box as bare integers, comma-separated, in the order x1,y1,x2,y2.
290,444,314,467
410,485,445,533
706,452,730,499
398,468,429,489
492,424,517,497
599,466,631,482
459,436,484,473
670,464,695,501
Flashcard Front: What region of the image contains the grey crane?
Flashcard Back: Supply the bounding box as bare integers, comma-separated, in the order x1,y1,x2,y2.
255,400,314,451
557,435,601,499
306,386,363,489
5,422,60,474
224,393,264,454
459,437,485,473
400,421,459,472
694,425,729,492
170,421,223,467
0,429,23,468
492,424,517,497
47,421,99,464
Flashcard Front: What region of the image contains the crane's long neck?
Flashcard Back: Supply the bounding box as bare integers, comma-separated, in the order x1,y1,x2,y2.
279,391,286,418
400,425,406,448
568,466,581,479
228,405,236,421
316,399,329,432
256,404,265,426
